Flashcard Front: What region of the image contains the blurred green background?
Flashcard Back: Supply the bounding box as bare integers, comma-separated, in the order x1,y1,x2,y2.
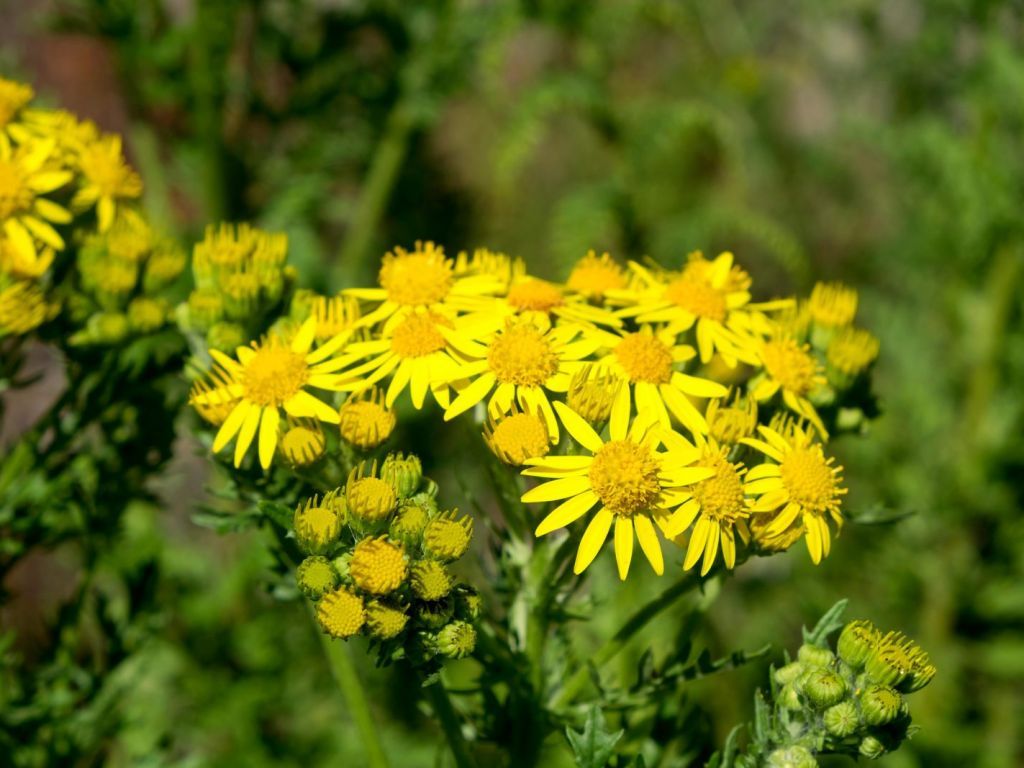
1,1,1022,766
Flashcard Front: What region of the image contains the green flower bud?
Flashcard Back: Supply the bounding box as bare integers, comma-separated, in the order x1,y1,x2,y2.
860,684,904,726
407,489,439,515
380,452,423,498
858,735,886,760
127,297,168,333
838,620,880,669
802,668,848,709
779,683,803,711
823,701,859,738
765,745,818,768
206,321,246,353
774,661,804,686
435,620,476,659
418,598,454,630
411,560,453,601
865,643,911,687
389,503,429,544
187,288,223,330
87,311,130,344
797,644,835,669
455,588,482,620
296,556,338,599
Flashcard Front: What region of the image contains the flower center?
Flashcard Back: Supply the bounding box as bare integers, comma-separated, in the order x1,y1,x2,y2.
589,440,661,517
339,399,396,449
350,537,408,595
827,327,879,375
780,447,839,514
80,143,141,197
507,279,564,312
490,412,550,464
487,324,559,387
808,282,858,327
691,452,747,522
241,342,309,407
663,277,727,321
0,160,32,218
761,339,819,395
390,312,451,358
379,247,453,306
613,332,673,384
567,253,626,298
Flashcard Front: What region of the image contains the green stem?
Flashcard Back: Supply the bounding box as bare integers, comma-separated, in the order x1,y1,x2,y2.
316,629,390,768
552,571,702,708
426,680,477,768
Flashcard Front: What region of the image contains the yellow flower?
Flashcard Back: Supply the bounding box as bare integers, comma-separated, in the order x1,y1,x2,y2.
0,235,53,279
311,293,361,340
0,279,53,336
411,560,453,601
566,250,629,303
189,363,239,425
72,135,143,231
827,327,879,377
808,282,857,328
705,389,758,445
0,138,72,263
590,325,728,435
616,251,789,365
441,319,599,438
742,424,847,564
422,512,473,561
522,403,714,579
191,318,354,468
483,407,552,466
346,241,503,329
279,420,326,466
753,336,828,437
7,107,98,165
662,436,751,575
316,587,365,639
335,308,475,410
293,492,345,554
365,602,409,640
339,388,396,450
346,461,398,523
0,78,33,132
350,537,408,595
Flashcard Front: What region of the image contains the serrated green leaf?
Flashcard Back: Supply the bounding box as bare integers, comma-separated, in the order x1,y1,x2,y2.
566,705,623,768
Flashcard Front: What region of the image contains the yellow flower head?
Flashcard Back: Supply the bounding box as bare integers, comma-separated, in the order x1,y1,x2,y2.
754,335,828,437
411,559,453,601
191,318,354,469
565,365,620,424
280,420,326,466
592,325,728,436
311,293,360,340
442,319,600,439
339,388,396,450
827,327,879,377
346,461,398,523
0,78,33,130
0,138,72,263
743,424,847,564
350,537,408,595
522,403,715,579
705,389,758,445
0,235,53,279
72,135,143,231
293,492,345,554
365,601,409,640
567,250,628,302
483,406,552,466
296,555,338,599
422,512,473,562
390,503,430,543
663,438,751,575
127,297,169,333
454,247,514,285
808,281,857,328
316,587,365,639
0,280,53,336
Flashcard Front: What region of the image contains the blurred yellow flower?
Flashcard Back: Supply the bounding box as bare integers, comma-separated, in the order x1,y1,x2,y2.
0,138,72,262
72,135,143,231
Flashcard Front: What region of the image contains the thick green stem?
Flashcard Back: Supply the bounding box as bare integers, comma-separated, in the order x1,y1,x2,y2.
426,680,477,768
316,629,390,768
552,571,701,708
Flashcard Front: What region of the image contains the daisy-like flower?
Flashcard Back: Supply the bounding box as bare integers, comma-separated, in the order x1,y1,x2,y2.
662,433,751,575
590,325,728,435
827,326,879,378
741,424,847,564
614,251,790,366
566,250,629,304
441,318,600,438
0,78,34,135
0,138,72,263
807,281,858,329
753,335,827,437
71,135,143,231
346,241,504,330
335,308,490,410
0,279,53,337
190,318,354,469
521,402,714,579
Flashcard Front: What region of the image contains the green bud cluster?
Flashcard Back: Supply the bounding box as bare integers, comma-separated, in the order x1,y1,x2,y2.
739,615,935,766
294,452,479,672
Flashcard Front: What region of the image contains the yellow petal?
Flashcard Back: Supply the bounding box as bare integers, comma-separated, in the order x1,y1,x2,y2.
684,517,710,571
574,507,613,574
554,401,604,453
444,372,496,421
234,405,261,466
535,491,599,536
634,515,664,575
700,522,720,575
258,407,279,469
291,317,317,354
283,390,340,423
213,401,249,453
614,516,634,580
521,474,593,504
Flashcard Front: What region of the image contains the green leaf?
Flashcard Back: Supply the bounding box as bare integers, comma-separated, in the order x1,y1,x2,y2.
802,600,849,647
566,705,623,768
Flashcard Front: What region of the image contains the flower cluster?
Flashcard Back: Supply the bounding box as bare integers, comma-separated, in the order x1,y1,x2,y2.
739,618,935,766
293,452,479,667
0,77,163,341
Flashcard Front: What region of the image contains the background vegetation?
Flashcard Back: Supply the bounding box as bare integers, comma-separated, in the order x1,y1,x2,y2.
2,1,1022,765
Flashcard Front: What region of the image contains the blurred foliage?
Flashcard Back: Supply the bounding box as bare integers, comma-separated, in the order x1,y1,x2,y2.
2,0,1022,765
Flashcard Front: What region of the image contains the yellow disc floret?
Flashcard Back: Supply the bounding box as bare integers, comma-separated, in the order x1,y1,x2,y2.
567,250,627,300
485,410,551,466
350,537,408,595
487,322,559,387
346,470,398,523
280,423,326,466
588,440,661,517
294,494,345,553
779,445,845,517
379,241,453,306
339,389,396,449
613,332,674,384
663,275,728,321
316,587,365,639
808,281,858,328
411,560,453,601
691,450,747,524
241,339,309,407
423,513,473,561
390,311,451,358
365,601,409,640
761,338,821,396
827,327,879,376
506,279,564,312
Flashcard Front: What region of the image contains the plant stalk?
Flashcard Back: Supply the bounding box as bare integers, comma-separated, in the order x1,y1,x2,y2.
426,680,477,768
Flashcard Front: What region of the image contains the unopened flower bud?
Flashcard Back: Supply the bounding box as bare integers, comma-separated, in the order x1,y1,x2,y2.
294,495,344,554
380,452,422,498
455,588,482,620
296,556,338,599
418,598,454,630
411,560,452,601
206,321,246,353
838,620,880,669
765,745,818,768
365,601,409,640
774,661,804,686
390,503,429,544
347,474,398,525
802,668,847,709
779,683,803,711
435,620,476,659
422,513,472,562
316,587,365,639
798,644,835,669
860,684,904,726
823,701,859,738
858,735,886,760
